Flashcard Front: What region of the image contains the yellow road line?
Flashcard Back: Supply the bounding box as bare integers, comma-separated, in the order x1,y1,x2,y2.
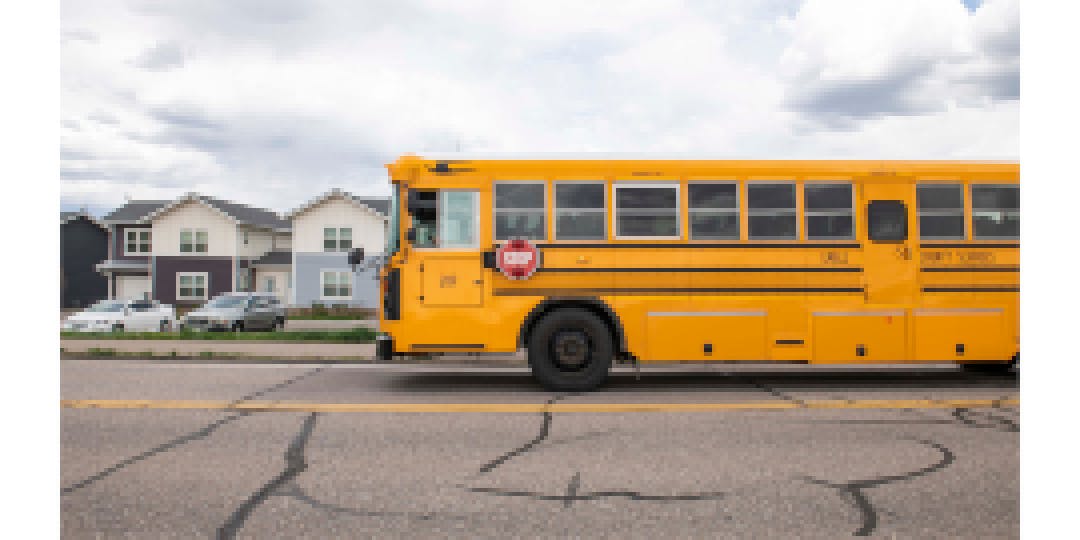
61,397,1019,413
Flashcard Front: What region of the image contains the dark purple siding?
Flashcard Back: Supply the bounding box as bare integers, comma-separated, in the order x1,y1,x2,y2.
154,256,233,305
114,224,153,261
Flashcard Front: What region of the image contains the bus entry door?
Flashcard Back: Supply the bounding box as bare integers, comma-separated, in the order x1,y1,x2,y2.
862,183,917,305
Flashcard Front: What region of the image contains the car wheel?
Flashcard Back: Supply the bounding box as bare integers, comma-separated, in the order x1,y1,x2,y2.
159,320,170,333
527,308,613,392
274,317,285,331
232,322,244,333
112,323,124,333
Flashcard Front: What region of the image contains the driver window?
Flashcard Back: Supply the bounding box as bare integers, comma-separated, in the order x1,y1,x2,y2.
412,190,479,248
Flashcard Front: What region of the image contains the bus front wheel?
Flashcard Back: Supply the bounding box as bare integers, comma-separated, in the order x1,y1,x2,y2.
527,308,613,392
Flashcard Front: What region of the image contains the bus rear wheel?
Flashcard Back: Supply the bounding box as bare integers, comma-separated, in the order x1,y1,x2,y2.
527,308,613,392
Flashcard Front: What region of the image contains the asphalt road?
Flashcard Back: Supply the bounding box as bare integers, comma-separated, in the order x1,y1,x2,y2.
61,360,1019,539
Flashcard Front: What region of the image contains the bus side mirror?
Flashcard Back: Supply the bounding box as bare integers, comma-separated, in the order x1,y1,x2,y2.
348,247,365,266
406,228,417,245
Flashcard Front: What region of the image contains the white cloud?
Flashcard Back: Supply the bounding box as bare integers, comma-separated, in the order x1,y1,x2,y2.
780,0,1019,127
60,0,1017,215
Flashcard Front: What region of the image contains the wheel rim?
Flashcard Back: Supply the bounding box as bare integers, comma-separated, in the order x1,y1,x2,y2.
550,329,591,372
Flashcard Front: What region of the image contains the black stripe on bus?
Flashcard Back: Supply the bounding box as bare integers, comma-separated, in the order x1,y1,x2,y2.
410,344,486,349
534,242,862,249
535,267,863,273
921,286,1019,293
919,242,1019,248
493,287,864,296
920,266,1019,273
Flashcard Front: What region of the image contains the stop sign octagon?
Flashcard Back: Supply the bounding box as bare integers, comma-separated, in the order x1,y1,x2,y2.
496,238,541,280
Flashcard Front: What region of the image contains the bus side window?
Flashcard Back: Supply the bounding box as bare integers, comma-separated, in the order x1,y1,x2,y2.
867,200,907,242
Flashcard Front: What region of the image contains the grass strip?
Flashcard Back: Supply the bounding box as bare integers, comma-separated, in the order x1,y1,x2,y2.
61,328,376,343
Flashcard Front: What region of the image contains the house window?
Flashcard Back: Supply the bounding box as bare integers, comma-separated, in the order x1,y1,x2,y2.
124,229,151,255
971,185,1019,239
688,182,739,240
177,273,208,300
494,182,546,240
555,182,606,240
917,184,965,240
614,183,680,239
804,183,854,240
262,276,276,293
180,229,208,253
321,271,352,300
323,227,353,252
747,182,797,240
243,231,249,245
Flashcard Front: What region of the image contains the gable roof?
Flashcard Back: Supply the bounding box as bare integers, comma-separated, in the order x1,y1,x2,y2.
101,200,171,224
142,193,291,232
287,188,390,220
61,210,106,229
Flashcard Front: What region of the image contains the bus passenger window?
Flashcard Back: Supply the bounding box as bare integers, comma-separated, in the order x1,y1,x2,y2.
748,183,796,240
972,185,1019,239
494,182,546,240
867,200,907,242
689,182,739,240
614,183,679,238
805,183,854,240
917,184,965,240
555,182,606,240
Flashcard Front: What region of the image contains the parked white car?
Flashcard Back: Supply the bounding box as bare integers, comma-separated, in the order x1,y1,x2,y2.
62,299,177,333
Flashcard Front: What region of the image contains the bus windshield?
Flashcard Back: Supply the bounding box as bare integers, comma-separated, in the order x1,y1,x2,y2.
387,185,400,256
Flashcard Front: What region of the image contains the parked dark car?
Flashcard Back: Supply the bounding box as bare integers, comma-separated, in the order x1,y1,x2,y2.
179,292,286,331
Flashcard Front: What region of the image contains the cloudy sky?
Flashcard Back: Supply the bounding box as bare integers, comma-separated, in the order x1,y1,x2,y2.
59,0,1019,216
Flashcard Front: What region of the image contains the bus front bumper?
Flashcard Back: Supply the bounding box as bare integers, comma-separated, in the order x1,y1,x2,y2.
376,334,394,361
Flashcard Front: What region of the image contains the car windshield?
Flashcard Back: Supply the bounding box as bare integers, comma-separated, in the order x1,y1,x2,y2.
204,296,249,309
86,301,125,313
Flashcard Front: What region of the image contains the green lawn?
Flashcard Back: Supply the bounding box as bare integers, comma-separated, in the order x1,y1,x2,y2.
60,328,376,343
286,314,373,320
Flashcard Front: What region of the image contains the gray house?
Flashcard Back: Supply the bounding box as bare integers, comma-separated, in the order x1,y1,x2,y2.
286,189,389,308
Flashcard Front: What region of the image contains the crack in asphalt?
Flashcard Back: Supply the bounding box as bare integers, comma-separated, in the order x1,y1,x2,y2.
61,367,325,495
952,406,1019,432
217,413,319,540
276,482,472,523
472,394,568,476
750,380,807,407
802,439,955,537
461,393,729,508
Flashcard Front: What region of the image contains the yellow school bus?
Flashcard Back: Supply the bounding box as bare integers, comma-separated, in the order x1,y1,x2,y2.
374,155,1019,391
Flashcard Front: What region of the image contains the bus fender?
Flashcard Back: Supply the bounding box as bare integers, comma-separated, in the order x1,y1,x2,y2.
518,297,628,354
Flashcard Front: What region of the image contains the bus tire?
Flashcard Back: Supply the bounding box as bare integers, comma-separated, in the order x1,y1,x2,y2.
527,308,613,392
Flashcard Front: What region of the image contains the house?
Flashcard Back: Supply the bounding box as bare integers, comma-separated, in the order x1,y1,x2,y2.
97,200,170,301
141,193,291,306
287,189,389,308
61,210,109,309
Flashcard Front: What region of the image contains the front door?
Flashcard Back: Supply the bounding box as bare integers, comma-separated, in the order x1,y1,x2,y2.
861,182,918,305
414,190,485,307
